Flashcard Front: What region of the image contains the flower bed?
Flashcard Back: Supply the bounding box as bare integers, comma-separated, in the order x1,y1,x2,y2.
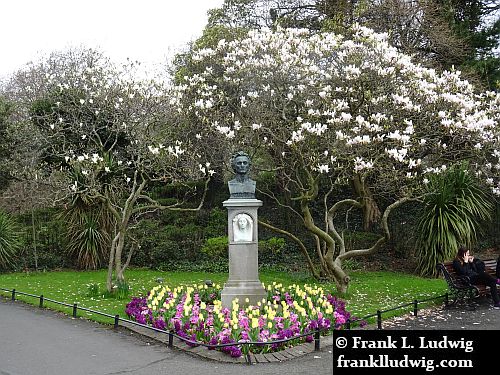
125,282,360,357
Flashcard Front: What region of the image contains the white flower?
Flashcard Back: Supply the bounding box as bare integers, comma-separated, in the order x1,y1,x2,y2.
340,112,352,122
252,123,262,130
148,146,160,155
354,157,374,172
91,153,102,163
408,159,421,169
317,164,330,174
386,148,408,162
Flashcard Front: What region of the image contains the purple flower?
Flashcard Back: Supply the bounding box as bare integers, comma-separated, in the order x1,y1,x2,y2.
153,317,166,330
230,346,242,357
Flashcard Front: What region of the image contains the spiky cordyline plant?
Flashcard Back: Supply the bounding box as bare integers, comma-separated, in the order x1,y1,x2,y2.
0,210,22,267
415,164,493,276
63,194,113,270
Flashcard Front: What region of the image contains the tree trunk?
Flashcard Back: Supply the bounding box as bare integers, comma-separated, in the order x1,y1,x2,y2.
106,232,119,292
30,205,38,271
329,257,350,294
351,174,381,231
114,230,126,285
300,200,338,282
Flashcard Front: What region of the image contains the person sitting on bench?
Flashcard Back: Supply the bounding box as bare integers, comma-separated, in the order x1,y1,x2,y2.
453,247,500,309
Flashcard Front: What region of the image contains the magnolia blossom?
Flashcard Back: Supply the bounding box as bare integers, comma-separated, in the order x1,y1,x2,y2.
149,146,160,155
354,157,374,172
175,25,499,196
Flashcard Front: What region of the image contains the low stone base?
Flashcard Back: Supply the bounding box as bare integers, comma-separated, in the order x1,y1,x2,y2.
221,281,267,308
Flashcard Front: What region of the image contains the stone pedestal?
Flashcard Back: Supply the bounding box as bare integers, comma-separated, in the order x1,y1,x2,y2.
221,198,267,308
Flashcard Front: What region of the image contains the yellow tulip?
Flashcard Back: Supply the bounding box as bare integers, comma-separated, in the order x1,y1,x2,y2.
251,318,259,329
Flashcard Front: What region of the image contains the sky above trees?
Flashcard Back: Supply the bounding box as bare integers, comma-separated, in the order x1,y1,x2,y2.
0,0,223,79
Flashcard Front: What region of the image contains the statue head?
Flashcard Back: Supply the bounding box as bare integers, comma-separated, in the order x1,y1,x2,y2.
230,151,251,177
237,215,249,230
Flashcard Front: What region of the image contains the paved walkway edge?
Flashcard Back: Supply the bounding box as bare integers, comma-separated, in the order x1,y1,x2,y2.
119,320,333,364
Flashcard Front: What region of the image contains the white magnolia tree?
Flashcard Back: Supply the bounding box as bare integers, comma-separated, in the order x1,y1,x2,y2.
10,49,214,291
172,26,500,292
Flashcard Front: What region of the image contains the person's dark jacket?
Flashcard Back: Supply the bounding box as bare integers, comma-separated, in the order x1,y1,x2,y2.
452,259,478,278
497,256,500,278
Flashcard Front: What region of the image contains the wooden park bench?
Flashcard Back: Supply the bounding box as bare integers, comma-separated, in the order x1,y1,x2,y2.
437,259,499,306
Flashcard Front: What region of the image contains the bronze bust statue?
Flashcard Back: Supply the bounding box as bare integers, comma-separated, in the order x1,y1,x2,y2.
228,151,256,199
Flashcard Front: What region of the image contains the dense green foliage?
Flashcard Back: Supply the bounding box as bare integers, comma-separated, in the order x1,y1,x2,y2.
436,0,500,88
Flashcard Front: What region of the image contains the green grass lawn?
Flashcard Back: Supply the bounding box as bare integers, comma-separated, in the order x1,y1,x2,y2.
0,268,448,325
